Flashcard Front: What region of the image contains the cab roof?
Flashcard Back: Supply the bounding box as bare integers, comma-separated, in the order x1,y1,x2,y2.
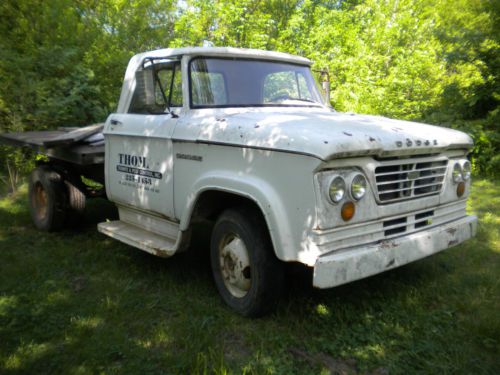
133,47,311,66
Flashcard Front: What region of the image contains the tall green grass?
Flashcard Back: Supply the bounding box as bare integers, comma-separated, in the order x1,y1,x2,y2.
0,180,498,374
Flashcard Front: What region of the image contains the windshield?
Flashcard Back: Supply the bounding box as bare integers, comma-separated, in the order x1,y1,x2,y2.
189,58,325,108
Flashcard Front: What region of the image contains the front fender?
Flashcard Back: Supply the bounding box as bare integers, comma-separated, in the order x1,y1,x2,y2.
179,170,297,262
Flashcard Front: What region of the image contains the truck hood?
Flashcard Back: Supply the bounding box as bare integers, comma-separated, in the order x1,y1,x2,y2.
193,108,473,160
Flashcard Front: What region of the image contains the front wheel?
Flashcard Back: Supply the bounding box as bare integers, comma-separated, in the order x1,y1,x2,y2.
210,207,285,317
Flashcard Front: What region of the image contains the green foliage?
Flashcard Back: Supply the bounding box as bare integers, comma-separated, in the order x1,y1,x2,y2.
450,119,500,176
0,0,498,179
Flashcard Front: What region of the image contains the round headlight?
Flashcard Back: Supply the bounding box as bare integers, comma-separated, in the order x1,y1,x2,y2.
462,160,471,180
351,174,367,200
329,176,346,203
452,162,462,183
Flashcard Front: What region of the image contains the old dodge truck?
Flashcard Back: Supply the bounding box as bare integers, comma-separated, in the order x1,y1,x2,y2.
0,47,477,316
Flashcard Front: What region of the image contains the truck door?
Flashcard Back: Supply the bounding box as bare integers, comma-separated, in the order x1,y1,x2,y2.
104,60,182,220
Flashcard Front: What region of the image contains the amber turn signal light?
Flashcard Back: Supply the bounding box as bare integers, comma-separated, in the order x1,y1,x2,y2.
457,181,465,197
341,201,355,221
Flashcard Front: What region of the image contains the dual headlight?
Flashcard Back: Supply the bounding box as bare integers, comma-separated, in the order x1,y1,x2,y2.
452,160,471,183
328,173,368,204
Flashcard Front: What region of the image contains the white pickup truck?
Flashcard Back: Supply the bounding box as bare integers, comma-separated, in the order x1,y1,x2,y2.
1,47,478,316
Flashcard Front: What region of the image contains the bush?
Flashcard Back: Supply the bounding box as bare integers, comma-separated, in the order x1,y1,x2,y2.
452,119,500,178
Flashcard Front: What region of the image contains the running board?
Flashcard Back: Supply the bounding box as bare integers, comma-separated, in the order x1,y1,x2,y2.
98,220,177,257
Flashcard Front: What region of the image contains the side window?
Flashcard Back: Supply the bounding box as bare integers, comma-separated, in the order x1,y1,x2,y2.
171,66,183,107
156,69,173,106
129,62,182,114
191,71,227,106
157,65,182,107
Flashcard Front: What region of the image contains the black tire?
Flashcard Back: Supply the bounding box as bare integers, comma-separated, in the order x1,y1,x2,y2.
28,166,67,231
64,179,86,228
210,206,285,317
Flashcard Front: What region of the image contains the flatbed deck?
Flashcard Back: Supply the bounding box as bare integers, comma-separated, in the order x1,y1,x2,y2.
0,124,105,166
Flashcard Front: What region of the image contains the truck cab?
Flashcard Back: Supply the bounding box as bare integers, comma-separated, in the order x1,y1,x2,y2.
93,47,477,316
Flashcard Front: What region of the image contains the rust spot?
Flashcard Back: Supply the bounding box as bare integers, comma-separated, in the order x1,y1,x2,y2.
343,131,352,136
152,249,170,258
386,259,395,268
446,228,457,235
324,140,329,144
369,137,376,142
380,240,398,249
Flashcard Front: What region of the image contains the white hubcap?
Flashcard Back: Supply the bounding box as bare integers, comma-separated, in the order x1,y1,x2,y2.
219,234,251,298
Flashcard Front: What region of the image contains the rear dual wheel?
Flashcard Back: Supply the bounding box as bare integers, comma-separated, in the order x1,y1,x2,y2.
210,207,285,317
28,166,86,231
28,166,67,231
64,178,86,226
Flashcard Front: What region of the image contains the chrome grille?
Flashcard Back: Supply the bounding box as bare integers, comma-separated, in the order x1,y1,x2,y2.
375,158,448,203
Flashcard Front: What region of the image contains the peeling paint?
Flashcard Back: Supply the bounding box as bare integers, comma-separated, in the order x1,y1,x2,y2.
446,228,457,235
379,240,398,249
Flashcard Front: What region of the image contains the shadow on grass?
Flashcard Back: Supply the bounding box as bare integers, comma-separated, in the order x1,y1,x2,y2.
0,180,499,374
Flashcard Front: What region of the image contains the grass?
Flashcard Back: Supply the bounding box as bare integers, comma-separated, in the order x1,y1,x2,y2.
0,179,499,374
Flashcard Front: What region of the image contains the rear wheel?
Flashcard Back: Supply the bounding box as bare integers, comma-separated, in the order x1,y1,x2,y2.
64,178,86,227
28,166,67,231
210,207,285,317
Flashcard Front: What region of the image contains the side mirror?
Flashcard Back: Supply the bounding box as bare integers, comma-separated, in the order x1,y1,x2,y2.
320,70,330,104
134,69,156,110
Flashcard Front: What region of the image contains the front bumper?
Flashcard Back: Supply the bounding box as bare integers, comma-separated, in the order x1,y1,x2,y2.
313,215,477,288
